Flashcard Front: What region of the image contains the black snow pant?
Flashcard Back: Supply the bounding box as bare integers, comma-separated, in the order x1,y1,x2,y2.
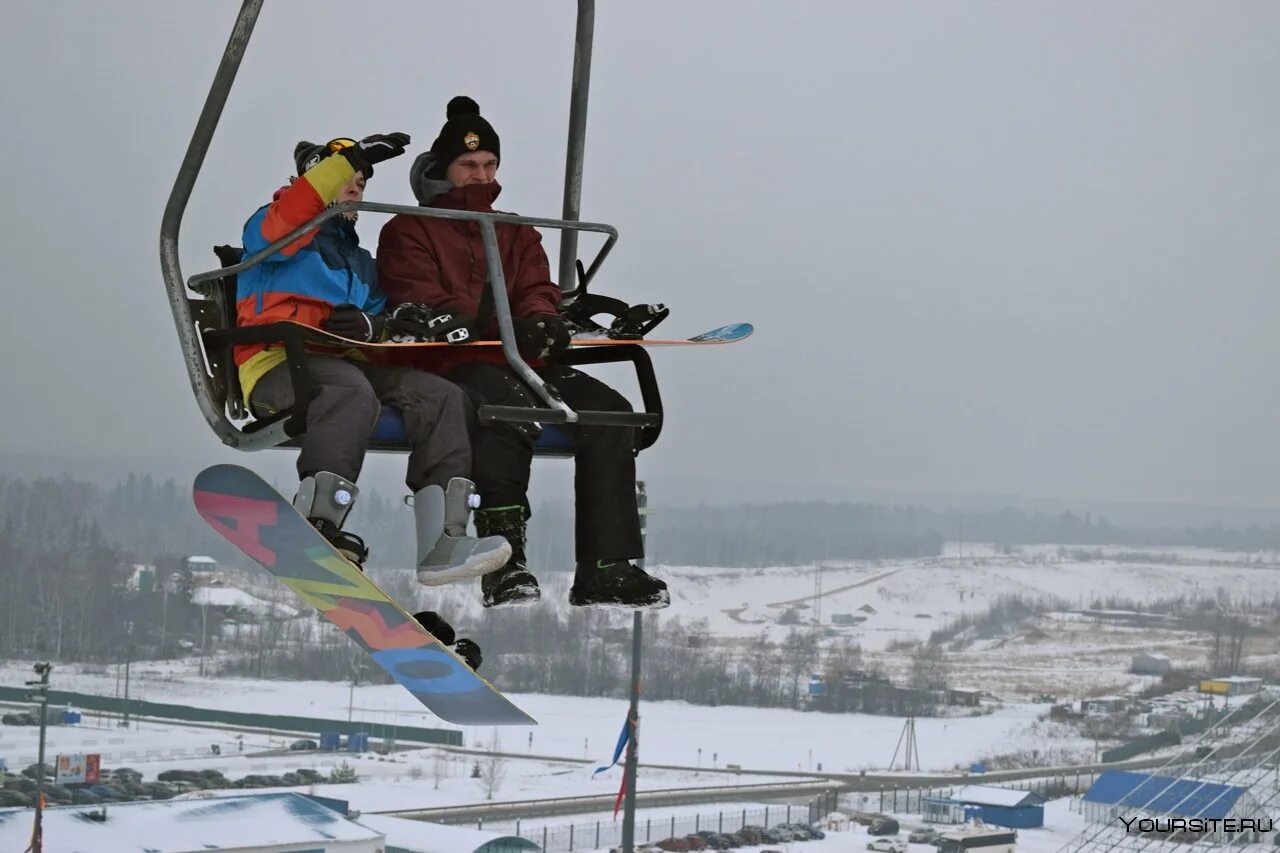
250,355,471,492
447,361,644,564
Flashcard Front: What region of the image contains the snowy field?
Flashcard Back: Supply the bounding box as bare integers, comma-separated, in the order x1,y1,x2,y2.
0,659,1093,775
1,545,1275,850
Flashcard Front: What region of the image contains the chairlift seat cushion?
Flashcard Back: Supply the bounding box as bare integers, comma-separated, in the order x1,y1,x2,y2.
370,405,573,453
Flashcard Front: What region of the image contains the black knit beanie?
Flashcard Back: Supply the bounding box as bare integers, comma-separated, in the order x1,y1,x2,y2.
428,96,501,174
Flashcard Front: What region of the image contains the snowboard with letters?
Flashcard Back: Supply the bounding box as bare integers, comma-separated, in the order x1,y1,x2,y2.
192,464,535,726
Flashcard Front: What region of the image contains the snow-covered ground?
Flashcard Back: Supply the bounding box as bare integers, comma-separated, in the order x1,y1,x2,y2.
2,545,1275,850
0,660,1089,774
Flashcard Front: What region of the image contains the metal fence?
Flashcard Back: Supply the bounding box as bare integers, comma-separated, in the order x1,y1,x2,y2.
485,793,838,853
0,685,461,746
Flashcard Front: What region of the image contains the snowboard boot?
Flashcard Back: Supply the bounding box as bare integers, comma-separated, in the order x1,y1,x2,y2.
569,560,670,610
476,506,541,608
413,610,483,671
294,472,369,567
414,478,511,586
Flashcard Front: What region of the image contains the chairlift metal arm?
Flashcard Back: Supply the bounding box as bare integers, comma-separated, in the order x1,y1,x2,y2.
559,0,596,299
160,0,268,450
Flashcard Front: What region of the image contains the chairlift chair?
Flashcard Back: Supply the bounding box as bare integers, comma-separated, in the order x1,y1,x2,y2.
159,0,664,459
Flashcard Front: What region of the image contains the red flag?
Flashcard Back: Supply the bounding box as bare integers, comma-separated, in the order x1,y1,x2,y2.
612,764,627,819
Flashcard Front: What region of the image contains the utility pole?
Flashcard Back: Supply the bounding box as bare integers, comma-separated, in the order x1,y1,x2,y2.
121,645,132,728
26,662,52,853
621,481,648,853
198,603,209,678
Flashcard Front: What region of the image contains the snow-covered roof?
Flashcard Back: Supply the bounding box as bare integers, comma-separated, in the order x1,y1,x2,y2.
190,585,291,615
186,556,217,565
954,784,1044,807
0,792,382,853
357,814,540,852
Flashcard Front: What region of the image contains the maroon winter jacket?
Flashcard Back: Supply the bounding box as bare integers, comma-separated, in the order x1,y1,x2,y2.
380,180,559,306
377,181,560,373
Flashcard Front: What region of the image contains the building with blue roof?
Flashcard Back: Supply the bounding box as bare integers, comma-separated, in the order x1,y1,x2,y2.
923,785,1045,828
1081,770,1255,824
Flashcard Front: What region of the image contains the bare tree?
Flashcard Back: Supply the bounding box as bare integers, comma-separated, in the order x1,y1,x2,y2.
432,750,445,790
475,730,507,801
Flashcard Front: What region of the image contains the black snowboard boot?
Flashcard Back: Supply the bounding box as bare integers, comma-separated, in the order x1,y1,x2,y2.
294,472,369,567
569,560,670,610
413,611,483,671
475,506,541,608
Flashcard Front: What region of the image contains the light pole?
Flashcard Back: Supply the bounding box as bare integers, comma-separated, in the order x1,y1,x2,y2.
121,645,133,728
26,662,52,853
199,603,209,677
621,480,648,853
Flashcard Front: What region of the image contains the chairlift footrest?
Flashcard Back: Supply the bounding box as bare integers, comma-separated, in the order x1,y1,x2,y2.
477,405,660,428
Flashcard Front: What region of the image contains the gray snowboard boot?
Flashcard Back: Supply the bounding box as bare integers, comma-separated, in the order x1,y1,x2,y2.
414,478,512,586
294,472,368,566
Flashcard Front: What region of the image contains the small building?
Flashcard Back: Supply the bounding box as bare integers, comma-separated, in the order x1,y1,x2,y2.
1082,695,1129,715
1146,710,1193,731
1131,653,1172,675
1082,770,1255,825
185,555,218,572
947,688,983,707
923,785,1045,828
1199,676,1262,697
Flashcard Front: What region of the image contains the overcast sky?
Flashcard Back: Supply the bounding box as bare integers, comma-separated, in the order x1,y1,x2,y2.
3,1,1278,515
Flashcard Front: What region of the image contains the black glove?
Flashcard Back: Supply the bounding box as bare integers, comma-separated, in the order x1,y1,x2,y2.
323,306,385,342
512,315,571,360
453,638,483,671
413,611,482,670
386,303,474,344
338,132,411,176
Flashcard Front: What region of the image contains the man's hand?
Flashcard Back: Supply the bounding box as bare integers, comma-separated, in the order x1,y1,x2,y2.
512,315,571,360
323,306,385,342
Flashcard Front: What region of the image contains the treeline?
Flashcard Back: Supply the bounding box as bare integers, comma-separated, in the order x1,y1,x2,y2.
9,472,1280,576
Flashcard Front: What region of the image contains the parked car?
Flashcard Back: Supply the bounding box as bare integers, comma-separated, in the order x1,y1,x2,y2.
0,791,32,807
909,827,940,844
693,830,734,849
144,781,179,799
867,839,907,853
780,822,813,839
682,834,708,850
869,817,900,836
655,838,691,852
289,739,318,751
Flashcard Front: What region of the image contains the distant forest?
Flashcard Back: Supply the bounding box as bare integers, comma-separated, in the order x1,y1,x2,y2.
4,472,1280,709
5,472,1280,577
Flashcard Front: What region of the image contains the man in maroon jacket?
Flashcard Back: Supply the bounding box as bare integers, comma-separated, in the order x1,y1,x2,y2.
377,96,669,611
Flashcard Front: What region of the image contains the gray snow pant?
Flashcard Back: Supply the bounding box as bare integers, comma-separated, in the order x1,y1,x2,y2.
249,355,471,491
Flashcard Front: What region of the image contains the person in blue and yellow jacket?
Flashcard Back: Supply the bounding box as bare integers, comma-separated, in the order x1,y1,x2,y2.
234,133,510,617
